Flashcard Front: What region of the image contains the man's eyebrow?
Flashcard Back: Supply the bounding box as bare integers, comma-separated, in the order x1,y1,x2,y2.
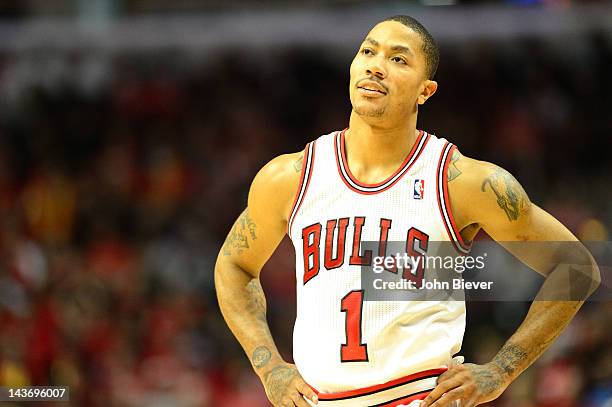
362,37,414,57
363,37,379,46
390,44,414,57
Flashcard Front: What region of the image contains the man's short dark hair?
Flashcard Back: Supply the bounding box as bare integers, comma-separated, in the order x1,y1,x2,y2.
383,15,439,79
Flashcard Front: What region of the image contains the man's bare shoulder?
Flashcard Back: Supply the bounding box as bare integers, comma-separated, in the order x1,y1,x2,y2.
448,150,531,228
254,151,304,191
448,152,499,186
249,150,306,222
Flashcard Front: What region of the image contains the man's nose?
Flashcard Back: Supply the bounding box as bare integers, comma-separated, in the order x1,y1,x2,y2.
366,59,386,79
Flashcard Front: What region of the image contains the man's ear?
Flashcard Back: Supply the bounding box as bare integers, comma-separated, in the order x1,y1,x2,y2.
417,80,438,105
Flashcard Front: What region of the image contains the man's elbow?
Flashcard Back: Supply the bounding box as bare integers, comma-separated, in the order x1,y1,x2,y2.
570,249,600,300
587,254,601,296
214,253,235,297
214,254,258,292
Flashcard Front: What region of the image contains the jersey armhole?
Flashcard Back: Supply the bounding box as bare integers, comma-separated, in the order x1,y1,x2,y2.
436,142,472,255
287,141,316,237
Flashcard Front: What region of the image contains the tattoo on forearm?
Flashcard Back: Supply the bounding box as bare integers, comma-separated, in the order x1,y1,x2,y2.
481,168,530,221
222,208,258,256
264,365,298,404
252,346,272,369
245,279,267,323
293,154,304,173
447,149,462,182
492,343,529,378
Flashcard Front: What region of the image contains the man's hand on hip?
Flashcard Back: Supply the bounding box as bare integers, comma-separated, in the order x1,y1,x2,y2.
262,362,319,407
422,363,508,407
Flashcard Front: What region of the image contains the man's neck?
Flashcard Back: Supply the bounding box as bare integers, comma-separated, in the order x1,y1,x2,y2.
345,112,419,184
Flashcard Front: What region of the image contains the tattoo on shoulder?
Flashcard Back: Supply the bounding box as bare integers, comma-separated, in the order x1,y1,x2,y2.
447,149,462,182
252,346,272,369
481,168,530,221
293,153,304,173
222,208,258,256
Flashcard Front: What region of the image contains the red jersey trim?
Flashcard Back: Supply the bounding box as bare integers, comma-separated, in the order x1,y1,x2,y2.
436,142,472,254
372,390,431,407
334,129,430,195
287,141,316,236
310,368,445,401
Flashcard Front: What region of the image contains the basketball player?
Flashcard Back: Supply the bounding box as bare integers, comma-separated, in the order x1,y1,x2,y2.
215,16,600,407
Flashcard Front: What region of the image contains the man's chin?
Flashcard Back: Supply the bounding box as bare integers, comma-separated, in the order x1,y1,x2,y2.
353,105,386,118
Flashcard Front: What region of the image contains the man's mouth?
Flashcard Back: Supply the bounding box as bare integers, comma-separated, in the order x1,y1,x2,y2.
358,87,386,95
357,81,387,95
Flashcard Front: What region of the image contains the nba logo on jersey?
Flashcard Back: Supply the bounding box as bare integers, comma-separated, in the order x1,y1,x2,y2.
413,179,424,199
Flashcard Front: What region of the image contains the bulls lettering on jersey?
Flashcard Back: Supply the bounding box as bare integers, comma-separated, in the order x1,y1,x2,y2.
287,129,471,393
301,217,429,286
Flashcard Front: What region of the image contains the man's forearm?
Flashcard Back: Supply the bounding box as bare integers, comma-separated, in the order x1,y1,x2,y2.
490,300,581,384
215,260,284,379
491,259,600,384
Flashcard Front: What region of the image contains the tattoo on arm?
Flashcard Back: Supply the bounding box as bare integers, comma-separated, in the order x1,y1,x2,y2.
252,346,272,369
264,365,299,404
471,364,504,395
293,153,304,173
222,208,258,256
447,149,462,182
481,168,530,221
491,343,529,379
245,279,267,323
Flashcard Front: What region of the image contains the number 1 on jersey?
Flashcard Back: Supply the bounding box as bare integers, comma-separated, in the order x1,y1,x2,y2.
340,290,368,362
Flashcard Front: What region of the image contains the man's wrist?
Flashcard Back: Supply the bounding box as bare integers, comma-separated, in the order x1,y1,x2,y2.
489,341,529,387
258,359,290,383
486,361,513,387
250,345,285,378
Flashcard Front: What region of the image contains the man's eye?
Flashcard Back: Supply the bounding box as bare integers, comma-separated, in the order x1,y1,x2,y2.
392,56,406,64
362,48,373,55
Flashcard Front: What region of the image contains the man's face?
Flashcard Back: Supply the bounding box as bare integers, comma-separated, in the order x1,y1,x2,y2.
349,21,433,121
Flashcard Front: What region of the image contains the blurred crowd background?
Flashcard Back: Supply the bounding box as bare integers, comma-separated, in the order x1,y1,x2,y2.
0,1,611,406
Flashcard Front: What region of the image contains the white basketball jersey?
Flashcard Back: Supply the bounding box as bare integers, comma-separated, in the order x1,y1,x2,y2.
287,129,471,394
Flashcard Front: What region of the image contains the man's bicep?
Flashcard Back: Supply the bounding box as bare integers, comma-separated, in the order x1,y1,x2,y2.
219,206,286,277
494,204,577,242
475,164,581,275
476,164,531,237
476,164,575,242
